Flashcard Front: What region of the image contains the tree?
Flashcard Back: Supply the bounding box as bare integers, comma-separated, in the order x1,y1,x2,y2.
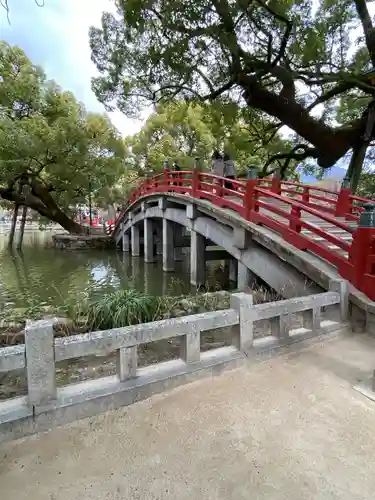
0,42,126,233
90,0,375,187
357,168,375,198
128,100,298,178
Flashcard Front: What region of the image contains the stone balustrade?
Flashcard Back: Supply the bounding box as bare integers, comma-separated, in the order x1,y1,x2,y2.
0,280,348,443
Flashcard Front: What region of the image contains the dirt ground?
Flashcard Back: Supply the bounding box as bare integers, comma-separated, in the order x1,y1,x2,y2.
1,330,375,500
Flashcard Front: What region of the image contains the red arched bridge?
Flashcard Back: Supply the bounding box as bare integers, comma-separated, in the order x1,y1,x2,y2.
108,170,375,302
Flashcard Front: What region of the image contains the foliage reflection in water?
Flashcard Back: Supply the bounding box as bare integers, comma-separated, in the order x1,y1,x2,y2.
0,230,225,322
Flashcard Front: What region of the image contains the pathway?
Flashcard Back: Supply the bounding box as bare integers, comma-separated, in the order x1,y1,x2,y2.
1,330,375,499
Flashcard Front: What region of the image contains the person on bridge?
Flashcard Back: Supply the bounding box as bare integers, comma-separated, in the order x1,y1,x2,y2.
211,150,224,176
211,150,225,195
172,160,180,171
223,153,237,190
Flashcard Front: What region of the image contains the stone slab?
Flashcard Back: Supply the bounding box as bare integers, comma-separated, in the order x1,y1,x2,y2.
0,344,25,372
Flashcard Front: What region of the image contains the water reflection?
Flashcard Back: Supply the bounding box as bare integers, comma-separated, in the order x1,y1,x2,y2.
0,231,197,309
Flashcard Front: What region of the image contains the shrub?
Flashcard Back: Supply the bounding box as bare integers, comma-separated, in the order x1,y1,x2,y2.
84,289,160,330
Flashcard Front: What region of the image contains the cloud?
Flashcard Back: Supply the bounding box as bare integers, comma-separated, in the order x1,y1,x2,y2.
0,0,145,136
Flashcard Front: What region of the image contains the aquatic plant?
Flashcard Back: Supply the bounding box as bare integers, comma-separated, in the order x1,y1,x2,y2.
84,289,160,330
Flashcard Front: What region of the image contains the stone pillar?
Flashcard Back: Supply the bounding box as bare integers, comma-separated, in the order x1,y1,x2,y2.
116,346,137,382
154,222,163,255
229,259,238,283
122,232,130,253
144,218,155,263
190,230,206,287
237,262,251,291
163,218,175,272
131,224,140,257
223,259,237,287
156,238,162,256
25,320,56,407
174,224,184,261
230,293,254,352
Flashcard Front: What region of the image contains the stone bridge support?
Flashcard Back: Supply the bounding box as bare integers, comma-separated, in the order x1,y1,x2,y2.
131,224,140,257
191,230,206,287
144,218,155,263
116,196,324,298
122,231,130,253
174,225,184,262
224,259,252,291
163,219,175,272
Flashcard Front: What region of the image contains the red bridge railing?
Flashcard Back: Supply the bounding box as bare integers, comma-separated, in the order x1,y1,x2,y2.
114,171,375,301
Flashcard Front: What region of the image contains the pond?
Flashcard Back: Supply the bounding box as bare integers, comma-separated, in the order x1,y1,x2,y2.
0,229,234,399
0,229,225,317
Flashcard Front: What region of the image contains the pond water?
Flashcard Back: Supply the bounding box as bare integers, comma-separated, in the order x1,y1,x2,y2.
0,229,233,399
0,230,224,313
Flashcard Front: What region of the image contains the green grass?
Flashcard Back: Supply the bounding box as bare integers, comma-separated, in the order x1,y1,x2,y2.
83,289,160,330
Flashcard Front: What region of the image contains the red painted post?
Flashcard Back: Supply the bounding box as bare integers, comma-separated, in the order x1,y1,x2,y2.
302,186,310,204
289,206,302,233
163,160,170,192
272,169,281,195
192,168,199,197
335,186,352,218
163,171,170,191
349,203,375,300
244,179,256,220
244,164,259,220
288,204,308,250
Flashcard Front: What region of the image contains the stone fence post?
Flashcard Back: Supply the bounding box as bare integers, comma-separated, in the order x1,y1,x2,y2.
230,293,254,352
24,319,56,408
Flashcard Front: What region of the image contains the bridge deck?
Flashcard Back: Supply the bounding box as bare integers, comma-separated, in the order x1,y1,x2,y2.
2,330,375,500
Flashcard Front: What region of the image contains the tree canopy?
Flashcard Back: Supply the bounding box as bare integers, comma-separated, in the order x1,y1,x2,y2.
128,100,299,178
0,42,126,232
90,0,375,185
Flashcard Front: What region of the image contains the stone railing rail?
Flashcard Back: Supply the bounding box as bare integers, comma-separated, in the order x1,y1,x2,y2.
0,280,348,443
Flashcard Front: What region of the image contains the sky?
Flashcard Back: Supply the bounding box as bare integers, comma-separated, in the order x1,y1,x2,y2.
0,0,146,136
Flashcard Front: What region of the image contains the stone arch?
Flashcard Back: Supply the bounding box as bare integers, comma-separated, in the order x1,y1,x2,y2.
119,200,322,298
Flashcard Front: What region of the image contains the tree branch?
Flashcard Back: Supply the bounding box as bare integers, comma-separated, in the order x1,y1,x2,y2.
202,78,236,100
264,144,319,173
354,0,375,66
307,81,353,111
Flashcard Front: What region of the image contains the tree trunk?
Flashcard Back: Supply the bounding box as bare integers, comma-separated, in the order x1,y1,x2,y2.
346,144,367,193
346,100,375,193
44,206,86,234
0,180,86,234
238,74,362,169
16,205,28,250
8,204,19,247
